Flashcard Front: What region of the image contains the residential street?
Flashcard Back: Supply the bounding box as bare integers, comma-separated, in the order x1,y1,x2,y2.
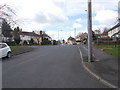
2,45,108,88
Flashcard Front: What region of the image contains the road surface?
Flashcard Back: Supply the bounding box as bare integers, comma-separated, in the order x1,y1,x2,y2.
2,45,108,88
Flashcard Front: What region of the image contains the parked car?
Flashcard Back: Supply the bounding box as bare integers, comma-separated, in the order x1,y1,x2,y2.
64,42,68,44
72,42,77,45
0,43,11,58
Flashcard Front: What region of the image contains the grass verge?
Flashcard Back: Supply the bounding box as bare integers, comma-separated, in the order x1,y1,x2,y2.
96,45,120,58
10,46,25,52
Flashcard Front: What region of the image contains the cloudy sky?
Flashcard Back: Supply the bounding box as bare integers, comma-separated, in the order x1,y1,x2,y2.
0,0,119,40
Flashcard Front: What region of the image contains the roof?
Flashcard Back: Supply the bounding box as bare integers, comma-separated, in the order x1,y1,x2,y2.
108,23,120,32
67,36,75,41
42,34,51,39
112,30,120,37
101,31,108,36
20,31,51,39
76,33,88,39
20,31,41,37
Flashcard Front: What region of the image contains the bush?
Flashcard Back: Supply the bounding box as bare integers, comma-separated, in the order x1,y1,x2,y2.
2,41,16,46
41,38,51,45
29,38,34,45
53,40,58,45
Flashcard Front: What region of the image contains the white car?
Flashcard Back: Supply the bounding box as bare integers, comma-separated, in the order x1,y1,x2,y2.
0,43,11,58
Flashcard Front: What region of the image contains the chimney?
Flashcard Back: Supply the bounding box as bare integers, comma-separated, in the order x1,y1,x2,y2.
40,31,42,35
20,28,22,32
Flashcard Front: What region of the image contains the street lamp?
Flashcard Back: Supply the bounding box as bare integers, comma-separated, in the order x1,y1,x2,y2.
74,28,76,39
58,30,62,40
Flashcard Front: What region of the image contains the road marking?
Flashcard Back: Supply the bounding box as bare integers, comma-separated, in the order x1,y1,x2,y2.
77,46,118,88
83,46,88,51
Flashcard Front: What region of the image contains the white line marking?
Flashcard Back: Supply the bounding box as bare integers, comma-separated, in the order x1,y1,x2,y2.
83,46,88,51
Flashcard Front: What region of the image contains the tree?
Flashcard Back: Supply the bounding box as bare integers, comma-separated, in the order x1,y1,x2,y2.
0,4,17,27
13,27,20,44
92,31,97,41
103,27,109,33
2,19,12,41
62,39,65,44
53,40,57,45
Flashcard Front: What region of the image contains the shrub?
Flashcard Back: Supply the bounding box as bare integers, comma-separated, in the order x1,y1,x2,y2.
41,38,51,45
2,41,16,46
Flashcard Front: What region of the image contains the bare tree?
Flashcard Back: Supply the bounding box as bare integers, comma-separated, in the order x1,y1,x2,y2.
0,4,17,28
102,27,109,33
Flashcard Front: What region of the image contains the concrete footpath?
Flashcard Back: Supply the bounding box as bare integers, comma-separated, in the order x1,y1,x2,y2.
78,45,119,88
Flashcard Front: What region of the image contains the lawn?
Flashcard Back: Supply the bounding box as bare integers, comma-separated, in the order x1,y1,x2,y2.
10,46,25,52
96,45,120,58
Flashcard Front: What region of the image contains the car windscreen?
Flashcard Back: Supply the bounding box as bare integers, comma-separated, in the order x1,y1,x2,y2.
0,44,7,48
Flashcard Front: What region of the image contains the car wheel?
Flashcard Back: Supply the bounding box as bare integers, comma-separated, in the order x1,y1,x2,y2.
7,52,11,58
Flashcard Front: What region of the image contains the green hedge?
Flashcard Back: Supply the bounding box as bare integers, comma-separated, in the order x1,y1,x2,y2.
2,41,16,46
41,38,52,45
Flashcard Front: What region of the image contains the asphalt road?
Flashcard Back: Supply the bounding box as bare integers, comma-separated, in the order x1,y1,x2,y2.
2,45,108,88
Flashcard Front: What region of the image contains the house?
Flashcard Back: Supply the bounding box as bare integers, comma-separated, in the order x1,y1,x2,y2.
80,33,88,41
108,23,120,38
94,30,101,35
20,30,52,45
100,31,109,39
67,36,76,44
39,31,52,41
112,30,120,39
75,33,88,44
20,31,42,45
76,33,88,41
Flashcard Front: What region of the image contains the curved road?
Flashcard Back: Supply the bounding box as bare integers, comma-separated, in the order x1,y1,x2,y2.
2,45,108,88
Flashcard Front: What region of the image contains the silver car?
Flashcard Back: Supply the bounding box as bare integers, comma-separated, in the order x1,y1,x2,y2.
0,43,11,58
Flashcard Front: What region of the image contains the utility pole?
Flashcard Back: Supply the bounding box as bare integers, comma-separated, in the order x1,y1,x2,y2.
74,28,76,39
87,0,93,62
58,30,59,40
58,30,62,41
118,1,120,23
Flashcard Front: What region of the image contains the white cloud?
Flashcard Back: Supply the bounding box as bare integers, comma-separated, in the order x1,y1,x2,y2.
76,18,82,23
73,23,82,29
0,0,68,26
20,22,49,32
46,30,75,41
94,10,118,25
1,0,120,40
34,12,68,24
92,25,109,33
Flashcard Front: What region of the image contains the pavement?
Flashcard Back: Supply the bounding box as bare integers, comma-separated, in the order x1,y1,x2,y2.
2,45,108,88
78,44,119,88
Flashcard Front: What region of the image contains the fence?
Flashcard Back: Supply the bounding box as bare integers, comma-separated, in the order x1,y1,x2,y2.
94,39,120,46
